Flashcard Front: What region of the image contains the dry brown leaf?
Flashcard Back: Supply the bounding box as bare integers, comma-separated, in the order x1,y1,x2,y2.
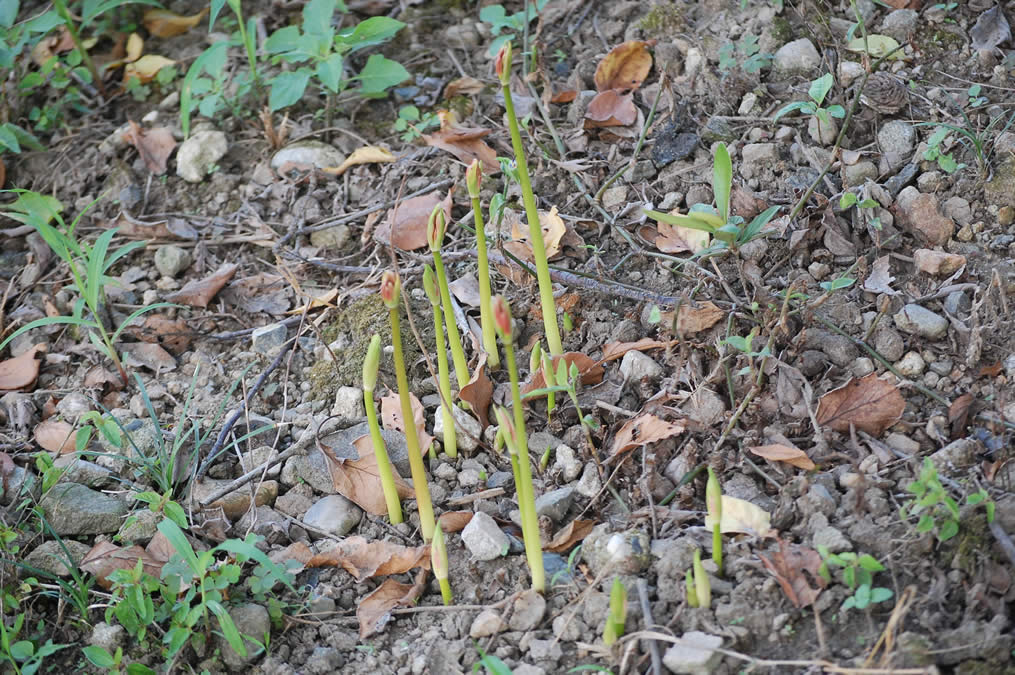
437,511,474,533
705,495,774,536
106,212,171,239
143,7,209,38
948,392,974,439
758,539,826,609
131,315,191,354
123,121,176,175
444,76,485,98
166,263,237,308
748,443,816,471
864,255,898,295
124,54,175,84
122,342,176,372
544,519,596,553
31,27,74,66
83,366,121,391
522,352,604,397
322,145,395,176
550,89,578,104
223,273,292,315
594,40,653,92
510,206,567,259
34,418,75,454
816,373,905,436
270,541,313,570
423,114,499,172
319,435,414,515
80,540,164,589
0,344,46,391
610,413,686,456
380,390,433,457
601,338,679,362
125,33,144,63
584,90,637,127
978,362,1002,378
375,190,452,251
449,274,481,307
307,536,430,580
655,220,710,254
357,570,427,638
459,354,493,429
0,452,13,496
659,301,724,335
289,288,339,314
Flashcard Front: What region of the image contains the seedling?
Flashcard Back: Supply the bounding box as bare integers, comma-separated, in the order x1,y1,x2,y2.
363,334,404,524
773,73,845,128
479,0,547,57
817,547,893,611
840,190,883,231
497,42,563,357
921,126,964,174
602,577,627,646
381,270,436,542
394,105,439,143
466,159,499,367
428,205,471,390
431,522,452,605
706,468,723,576
423,265,458,459
524,359,600,454
717,32,771,75
899,457,994,541
692,549,711,609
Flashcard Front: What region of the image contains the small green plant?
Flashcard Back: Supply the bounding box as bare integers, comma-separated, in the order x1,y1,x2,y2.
966,83,988,109
466,159,499,367
431,522,452,606
602,577,627,646
718,33,772,75
839,190,882,230
428,205,471,391
900,457,994,541
706,468,723,576
0,612,70,675
773,73,845,128
524,359,600,451
423,266,458,459
722,327,772,378
687,549,711,609
479,0,547,57
472,643,513,674
817,547,893,611
922,126,964,174
819,275,856,294
0,122,44,162
363,334,403,524
394,105,439,143
82,644,156,675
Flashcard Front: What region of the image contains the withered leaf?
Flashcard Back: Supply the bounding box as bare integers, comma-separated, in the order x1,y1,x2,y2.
322,145,395,177
601,338,679,362
143,7,209,38
610,413,685,456
123,54,175,84
437,510,474,533
584,90,637,127
659,301,724,335
655,220,710,254
166,263,237,308
223,273,292,315
80,540,164,589
124,121,176,175
459,354,493,429
319,435,414,516
594,40,653,92
748,443,816,471
544,519,596,553
705,495,774,537
306,536,430,580
0,344,46,391
132,315,191,354
375,191,452,251
510,206,567,259
443,76,485,98
758,539,826,609
816,373,905,436
380,391,433,457
34,418,75,454
948,392,974,439
864,255,898,295
357,570,427,638
423,114,499,172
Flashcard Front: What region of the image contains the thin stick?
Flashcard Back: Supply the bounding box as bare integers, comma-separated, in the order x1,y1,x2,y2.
635,579,663,675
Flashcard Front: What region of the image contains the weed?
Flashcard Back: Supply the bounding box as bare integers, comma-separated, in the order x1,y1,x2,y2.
922,126,964,174
718,33,771,75
899,457,994,541
773,73,845,129
394,105,439,143
817,547,893,611
0,122,44,162
0,612,70,675
82,644,155,675
839,190,883,231
602,577,626,646
479,0,547,58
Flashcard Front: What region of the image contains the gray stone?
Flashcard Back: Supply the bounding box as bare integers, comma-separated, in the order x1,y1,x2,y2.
874,328,905,362
929,438,979,471
895,351,926,377
700,116,736,144
154,245,191,278
773,38,821,76
942,196,972,225
534,487,575,523
842,160,878,187
812,525,851,553
487,471,514,489
457,468,482,487
309,224,350,249
526,638,562,662
878,121,916,171
275,485,314,517
741,143,779,173
575,462,602,498
566,90,599,127
118,508,160,544
553,444,582,482
40,483,127,535
304,647,343,674
582,525,652,577
270,140,344,171
461,511,509,561
433,405,482,455
1004,353,1015,378
893,304,948,340
89,622,125,653
240,445,281,479
330,386,364,426
176,129,228,183
663,631,724,675
54,456,112,488
470,609,508,638
808,115,838,145
880,10,919,42
943,291,970,316
619,350,664,381
218,603,269,669
23,539,91,577
251,323,287,355
509,589,546,631
303,495,361,538
55,392,92,417
236,505,288,545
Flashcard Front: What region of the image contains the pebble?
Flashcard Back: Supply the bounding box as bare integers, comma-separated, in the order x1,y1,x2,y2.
433,405,482,455
330,386,364,425
929,438,980,471
913,249,966,276
582,525,652,576
469,610,507,638
461,512,508,560
662,632,724,675
942,196,972,226
874,328,905,362
619,350,664,381
509,589,546,632
39,483,127,535
176,129,228,183
534,487,575,524
601,185,628,210
878,121,916,171
154,245,191,278
219,604,270,668
880,9,919,42
813,525,852,553
1003,353,1015,378
575,463,601,497
303,495,362,538
894,187,954,246
893,304,949,340
251,323,288,354
773,38,821,75
841,160,878,187
895,351,926,377
271,140,344,170
553,444,582,482
310,224,350,249
89,622,125,654
808,116,838,145
741,143,779,176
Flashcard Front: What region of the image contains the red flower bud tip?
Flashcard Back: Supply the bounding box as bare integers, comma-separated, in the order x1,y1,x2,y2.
492,295,512,340
495,41,512,86
380,270,401,309
427,204,446,252
466,159,482,198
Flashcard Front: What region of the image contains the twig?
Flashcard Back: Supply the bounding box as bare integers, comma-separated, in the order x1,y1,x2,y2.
636,579,664,675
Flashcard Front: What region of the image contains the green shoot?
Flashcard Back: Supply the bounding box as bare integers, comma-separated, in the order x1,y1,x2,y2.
466,159,499,367
423,265,457,459
363,334,403,524
706,467,723,576
603,577,627,646
693,549,711,609
428,205,470,390
432,522,452,605
685,569,698,608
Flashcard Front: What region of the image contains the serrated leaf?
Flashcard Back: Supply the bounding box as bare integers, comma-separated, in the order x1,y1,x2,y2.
356,54,408,97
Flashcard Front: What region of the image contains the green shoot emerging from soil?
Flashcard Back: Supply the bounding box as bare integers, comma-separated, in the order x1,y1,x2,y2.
432,522,452,606
706,468,723,576
363,334,404,524
466,158,499,367
423,265,457,459
603,577,627,646
692,549,711,609
428,204,471,390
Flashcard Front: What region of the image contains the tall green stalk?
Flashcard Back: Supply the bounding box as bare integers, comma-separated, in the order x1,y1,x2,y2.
428,205,470,389
706,467,723,576
423,266,457,459
432,522,452,605
363,334,403,524
493,296,545,593
380,271,435,542
495,42,563,357
466,159,499,367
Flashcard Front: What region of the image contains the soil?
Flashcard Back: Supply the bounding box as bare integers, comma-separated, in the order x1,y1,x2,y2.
2,1,1015,674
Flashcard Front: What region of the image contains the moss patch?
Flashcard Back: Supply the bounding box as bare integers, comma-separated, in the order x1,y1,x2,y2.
638,2,684,37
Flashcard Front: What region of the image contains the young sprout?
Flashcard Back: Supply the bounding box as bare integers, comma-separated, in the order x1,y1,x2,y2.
693,549,711,609
431,521,452,605
423,265,457,459
529,342,555,420
603,576,627,646
381,270,436,542
685,569,699,608
363,334,403,524
428,204,470,390
466,158,499,368
706,467,723,576
495,41,563,358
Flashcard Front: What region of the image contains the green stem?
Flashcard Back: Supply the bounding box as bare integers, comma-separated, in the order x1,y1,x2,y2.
712,524,723,577
501,80,563,356
432,303,457,459
438,577,452,605
364,387,403,524
389,307,435,542
471,195,499,368
432,251,470,389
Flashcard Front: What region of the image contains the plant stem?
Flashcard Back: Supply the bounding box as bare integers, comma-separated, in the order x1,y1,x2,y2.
438,577,452,605
712,524,723,576
52,0,105,98
471,195,499,367
364,388,403,524
432,251,470,390
431,302,457,458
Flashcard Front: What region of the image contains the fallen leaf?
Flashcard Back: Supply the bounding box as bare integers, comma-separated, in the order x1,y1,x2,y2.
131,315,191,354
437,511,474,533
124,121,176,175
105,212,188,240
522,352,605,396
748,443,816,471
222,273,292,315
705,495,774,537
550,89,578,104
601,338,679,362
584,90,637,127
978,362,1002,378
289,288,339,314
510,206,567,259
166,263,237,308
124,54,176,84
31,27,74,66
80,540,164,589
423,112,499,172
758,539,826,608
864,255,898,295
0,157,6,189
322,145,396,176
655,220,710,254
34,418,76,454
357,570,427,638
320,435,414,516
306,536,430,579
0,344,46,391
610,413,686,456
125,32,144,61
444,76,485,98
143,7,209,38
375,190,452,251
845,34,904,60
816,373,906,436
544,519,596,553
459,354,493,429
659,301,724,335
380,390,433,457
122,342,176,372
948,392,973,439
970,5,1011,51
594,40,653,92
449,274,481,307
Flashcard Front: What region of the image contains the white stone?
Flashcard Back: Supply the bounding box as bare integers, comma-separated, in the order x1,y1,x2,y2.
663,631,724,675
303,495,362,538
461,511,509,561
894,351,926,377
619,350,665,381
433,405,482,454
176,129,228,183
331,386,364,425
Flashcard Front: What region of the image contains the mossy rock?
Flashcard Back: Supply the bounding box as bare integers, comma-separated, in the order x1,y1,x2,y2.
638,2,684,37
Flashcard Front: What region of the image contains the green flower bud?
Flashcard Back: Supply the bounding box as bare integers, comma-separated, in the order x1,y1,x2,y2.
466,158,482,199
495,41,512,86
706,467,722,522
427,204,446,252
422,265,439,306
431,522,449,580
380,270,400,309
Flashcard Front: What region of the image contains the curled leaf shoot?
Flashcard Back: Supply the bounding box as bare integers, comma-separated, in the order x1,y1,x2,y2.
432,522,452,605
466,159,499,367
707,467,723,575
428,205,471,390
363,334,403,524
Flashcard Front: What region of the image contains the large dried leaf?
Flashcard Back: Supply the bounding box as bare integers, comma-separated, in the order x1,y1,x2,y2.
375,191,452,251
459,354,493,429
594,40,653,92
357,570,427,638
816,373,905,436
80,540,164,589
845,34,904,60
131,315,191,354
143,7,209,38
0,344,46,391
34,418,75,454
322,145,395,176
610,413,686,456
0,452,14,495
748,443,816,471
307,536,430,579
122,343,176,372
522,352,604,396
704,495,774,537
123,54,175,84
222,273,292,315
544,519,596,553
444,76,485,98
123,121,176,175
437,511,474,533
758,540,826,609
380,391,433,457
510,206,567,259
423,115,499,172
601,338,678,362
166,263,237,308
970,6,1011,51
655,220,711,254
449,274,481,307
584,90,637,128
105,211,197,241
659,302,724,335
864,255,898,295
320,435,414,516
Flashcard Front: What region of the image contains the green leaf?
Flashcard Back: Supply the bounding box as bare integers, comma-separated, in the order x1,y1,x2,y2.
75,427,93,453
181,42,229,138
0,315,97,353
857,554,884,572
853,583,871,609
0,125,20,153
338,16,405,53
316,53,344,93
10,640,34,660
643,209,718,233
269,70,312,111
264,25,303,55
938,519,959,541
713,142,732,222
82,0,161,27
355,54,409,97
827,104,846,119
0,1,19,28
163,500,188,529
302,0,336,37
916,514,934,533
808,73,833,106
845,34,903,60
82,645,116,668
870,587,893,604
740,205,780,243
157,518,200,571
207,600,248,657
773,101,811,121
839,192,858,209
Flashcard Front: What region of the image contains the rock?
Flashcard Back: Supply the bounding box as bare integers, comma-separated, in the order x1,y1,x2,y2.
118,508,160,544
53,456,112,488
553,444,582,482
470,609,507,638
929,438,979,471
741,143,779,175
534,487,575,524
24,539,91,576
773,38,821,76
236,505,288,545
700,116,736,144
566,90,598,126
880,9,919,42
303,495,362,538
943,290,970,317
913,249,966,276
942,196,972,225
270,140,345,171
330,386,364,425
251,323,287,355
40,483,127,535
623,159,657,182
878,121,915,171
583,525,652,576
841,160,878,187
240,445,282,479
619,350,664,381
804,330,856,367
304,646,343,674
813,525,851,553
309,224,350,249
275,485,314,517
893,304,949,340
461,511,509,561
808,115,838,145
433,405,482,455
838,60,864,87
218,603,270,669
874,328,905,362
89,622,125,654
894,186,954,246
190,479,278,520
154,245,191,278
984,157,1015,208
509,589,546,631
176,129,228,183
601,185,628,210
575,463,602,498
663,632,724,674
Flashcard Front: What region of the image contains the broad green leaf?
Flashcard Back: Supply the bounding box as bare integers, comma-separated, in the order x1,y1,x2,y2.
338,16,404,52
10,640,34,660
644,209,719,233
741,205,781,242
264,26,303,55
198,94,222,118
857,554,884,572
157,518,200,571
181,41,228,137
82,645,116,668
713,142,732,222
808,73,833,106
0,125,20,153
0,1,19,28
209,0,227,30
268,70,311,111
773,100,810,121
870,587,893,603
355,54,408,97
827,104,846,119
853,583,871,609
845,34,903,60
127,664,158,675
303,0,336,38
316,53,343,93
938,519,958,541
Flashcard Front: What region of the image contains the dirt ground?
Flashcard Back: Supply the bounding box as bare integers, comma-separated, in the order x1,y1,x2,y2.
2,0,1015,673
